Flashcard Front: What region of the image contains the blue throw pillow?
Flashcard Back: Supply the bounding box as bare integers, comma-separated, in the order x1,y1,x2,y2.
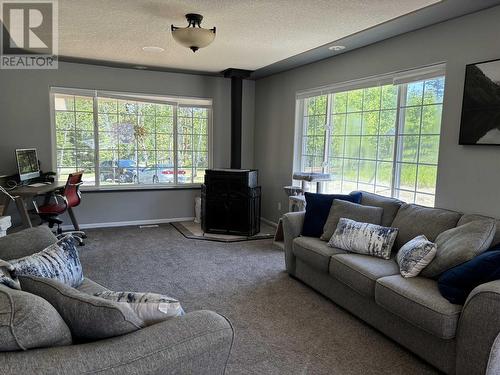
301,192,362,237
438,246,500,305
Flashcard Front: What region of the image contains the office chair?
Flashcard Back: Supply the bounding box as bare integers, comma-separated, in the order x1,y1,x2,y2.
33,171,86,245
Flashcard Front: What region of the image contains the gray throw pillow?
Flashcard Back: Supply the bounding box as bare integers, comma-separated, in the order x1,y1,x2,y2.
321,199,384,241
10,235,83,288
19,276,144,341
0,285,72,351
328,218,399,260
396,235,437,278
94,291,185,325
421,219,496,278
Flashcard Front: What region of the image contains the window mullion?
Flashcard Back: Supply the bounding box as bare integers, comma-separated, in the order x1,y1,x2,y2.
92,93,100,187
323,94,332,175
392,84,406,199
173,105,179,185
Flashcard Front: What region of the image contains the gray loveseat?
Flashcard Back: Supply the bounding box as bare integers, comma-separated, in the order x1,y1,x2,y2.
0,227,234,375
283,191,500,375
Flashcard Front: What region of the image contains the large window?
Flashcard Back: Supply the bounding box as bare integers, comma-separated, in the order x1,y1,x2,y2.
296,67,445,206
51,88,211,188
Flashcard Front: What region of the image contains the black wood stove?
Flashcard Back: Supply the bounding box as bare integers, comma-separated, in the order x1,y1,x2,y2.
201,169,261,236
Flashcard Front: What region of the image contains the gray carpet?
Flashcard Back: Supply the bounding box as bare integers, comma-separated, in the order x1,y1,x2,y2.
80,224,439,375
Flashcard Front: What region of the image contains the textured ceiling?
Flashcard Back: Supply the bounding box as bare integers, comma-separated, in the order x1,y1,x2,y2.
58,0,440,73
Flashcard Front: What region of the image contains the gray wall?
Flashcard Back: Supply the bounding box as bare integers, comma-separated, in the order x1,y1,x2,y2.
0,62,255,225
254,6,500,223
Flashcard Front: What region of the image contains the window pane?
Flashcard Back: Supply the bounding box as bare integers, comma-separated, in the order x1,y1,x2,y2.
54,95,74,111
400,136,419,163
75,96,93,112
396,189,415,204
56,112,75,130
423,77,445,105
421,104,442,134
360,136,377,160
345,136,360,158
419,136,440,164
76,112,94,131
359,160,376,184
333,92,347,114
343,159,359,181
398,163,417,190
362,111,379,135
417,165,437,193
381,85,398,109
347,89,363,112
378,136,394,161
406,81,424,106
379,110,396,136
376,161,393,187
330,136,344,157
402,108,421,134
346,113,362,135
332,114,346,135
416,193,435,207
98,98,117,113
363,87,381,111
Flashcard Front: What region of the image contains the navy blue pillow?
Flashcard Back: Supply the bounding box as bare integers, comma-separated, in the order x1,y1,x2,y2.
301,192,362,237
438,245,500,305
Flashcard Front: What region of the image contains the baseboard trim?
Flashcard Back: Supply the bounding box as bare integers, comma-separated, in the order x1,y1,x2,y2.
61,217,195,230
261,217,278,228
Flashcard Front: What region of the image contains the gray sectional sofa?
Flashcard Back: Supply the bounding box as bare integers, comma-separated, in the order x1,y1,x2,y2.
283,191,500,375
0,227,234,375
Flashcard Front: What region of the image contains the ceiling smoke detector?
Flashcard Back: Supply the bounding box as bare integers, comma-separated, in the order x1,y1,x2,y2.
171,13,216,52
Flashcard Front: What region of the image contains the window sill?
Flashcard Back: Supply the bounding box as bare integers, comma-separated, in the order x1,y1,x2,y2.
81,184,202,193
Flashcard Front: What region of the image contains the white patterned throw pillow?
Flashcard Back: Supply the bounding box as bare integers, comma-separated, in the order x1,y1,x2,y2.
328,218,399,259
396,235,437,278
9,235,83,288
94,291,185,325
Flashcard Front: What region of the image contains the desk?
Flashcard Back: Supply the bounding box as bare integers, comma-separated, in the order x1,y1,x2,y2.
1,182,66,229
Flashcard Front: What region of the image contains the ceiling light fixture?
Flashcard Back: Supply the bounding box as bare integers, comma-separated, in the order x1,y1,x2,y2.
142,46,165,53
328,45,346,51
171,13,216,52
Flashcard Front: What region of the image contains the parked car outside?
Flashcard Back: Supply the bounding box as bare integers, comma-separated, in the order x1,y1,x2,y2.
137,164,188,184
99,159,137,183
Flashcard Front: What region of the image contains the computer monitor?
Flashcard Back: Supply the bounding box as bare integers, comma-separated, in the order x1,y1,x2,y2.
16,148,40,182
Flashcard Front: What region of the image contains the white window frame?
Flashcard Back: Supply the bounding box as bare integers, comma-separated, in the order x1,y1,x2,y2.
49,87,213,190
293,63,446,206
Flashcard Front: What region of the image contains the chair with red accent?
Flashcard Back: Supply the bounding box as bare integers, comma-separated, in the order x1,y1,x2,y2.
33,171,86,244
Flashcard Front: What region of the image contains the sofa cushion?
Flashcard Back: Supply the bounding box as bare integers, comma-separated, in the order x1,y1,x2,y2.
329,254,399,297
353,190,403,227
391,204,462,250
302,192,362,237
320,199,383,241
0,285,72,351
420,219,496,278
0,226,57,261
458,214,500,247
375,275,462,339
293,236,346,273
19,276,144,341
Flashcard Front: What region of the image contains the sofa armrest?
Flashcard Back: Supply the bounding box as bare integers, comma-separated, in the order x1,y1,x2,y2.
1,310,234,375
282,211,305,275
0,226,57,260
456,281,500,375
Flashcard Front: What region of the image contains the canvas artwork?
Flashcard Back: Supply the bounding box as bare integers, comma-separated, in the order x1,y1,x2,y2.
459,59,500,145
